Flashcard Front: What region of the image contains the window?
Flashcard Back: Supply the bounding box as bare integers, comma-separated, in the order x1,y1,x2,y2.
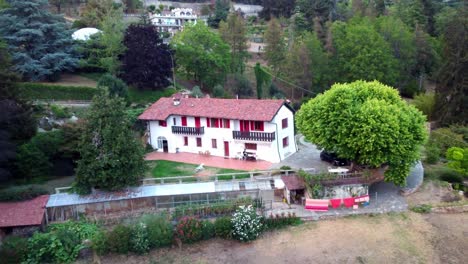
183,136,188,146
196,137,202,147
209,118,219,128
159,120,167,127
223,119,230,128
245,143,257,150
283,137,289,148
211,139,217,148
252,121,264,131
195,117,201,127
173,117,177,126
181,116,187,126
282,118,288,129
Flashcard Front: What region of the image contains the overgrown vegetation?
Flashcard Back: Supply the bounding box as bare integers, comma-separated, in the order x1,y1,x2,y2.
0,184,48,201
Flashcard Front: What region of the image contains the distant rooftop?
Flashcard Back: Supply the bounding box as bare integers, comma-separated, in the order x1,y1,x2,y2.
0,195,49,228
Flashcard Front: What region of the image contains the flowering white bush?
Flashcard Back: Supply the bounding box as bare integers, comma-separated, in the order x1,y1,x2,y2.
231,205,263,242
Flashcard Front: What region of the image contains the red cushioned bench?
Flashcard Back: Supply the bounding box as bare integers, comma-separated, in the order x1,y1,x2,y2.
305,199,329,211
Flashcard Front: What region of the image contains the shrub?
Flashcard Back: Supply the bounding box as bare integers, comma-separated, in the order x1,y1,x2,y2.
0,236,28,264
280,165,292,170
424,142,441,164
97,74,129,100
191,86,203,98
107,224,132,254
231,205,263,242
50,104,71,118
175,217,203,244
214,217,232,239
25,221,101,263
430,128,466,153
411,204,432,213
143,214,173,248
412,93,435,120
263,212,301,230
400,80,420,98
15,143,51,180
232,74,253,97
0,185,48,201
91,230,108,256
17,82,98,100
130,223,150,254
201,220,215,240
213,84,225,98
446,147,468,176
439,168,464,183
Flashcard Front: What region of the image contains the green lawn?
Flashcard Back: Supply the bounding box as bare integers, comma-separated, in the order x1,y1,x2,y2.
147,160,249,181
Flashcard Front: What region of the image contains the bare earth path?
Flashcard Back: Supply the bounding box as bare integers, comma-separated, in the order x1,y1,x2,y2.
88,212,468,264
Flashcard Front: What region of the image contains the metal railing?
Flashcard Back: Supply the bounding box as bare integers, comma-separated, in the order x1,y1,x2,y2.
232,130,276,142
171,126,205,135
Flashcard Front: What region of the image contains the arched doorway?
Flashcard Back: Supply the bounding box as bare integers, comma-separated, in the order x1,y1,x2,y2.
157,136,169,152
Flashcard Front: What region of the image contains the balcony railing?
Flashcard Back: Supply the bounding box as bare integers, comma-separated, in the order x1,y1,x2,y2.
232,131,275,142
171,126,205,135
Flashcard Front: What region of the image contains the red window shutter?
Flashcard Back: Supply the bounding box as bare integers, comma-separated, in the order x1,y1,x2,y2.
240,120,244,132
214,118,219,128
207,118,210,127
219,118,223,128
181,116,187,126
195,117,201,128
225,119,230,128
159,121,167,127
184,137,188,146
250,121,254,131
259,121,264,131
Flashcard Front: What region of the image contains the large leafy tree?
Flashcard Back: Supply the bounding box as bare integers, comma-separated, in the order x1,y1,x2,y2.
434,6,467,125
172,22,230,89
0,40,35,181
79,0,116,28
330,18,399,86
0,0,78,81
296,81,427,185
75,93,146,193
120,23,172,90
98,3,125,74
219,13,248,74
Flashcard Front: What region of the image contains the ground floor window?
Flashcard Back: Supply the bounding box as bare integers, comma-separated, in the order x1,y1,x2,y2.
283,137,289,148
157,136,166,149
245,143,257,150
196,137,202,147
183,136,188,146
212,139,217,148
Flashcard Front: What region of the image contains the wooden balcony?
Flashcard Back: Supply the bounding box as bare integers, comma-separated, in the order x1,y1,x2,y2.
232,131,275,142
171,126,205,135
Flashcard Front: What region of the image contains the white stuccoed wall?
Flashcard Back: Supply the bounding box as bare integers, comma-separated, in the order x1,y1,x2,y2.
147,105,297,163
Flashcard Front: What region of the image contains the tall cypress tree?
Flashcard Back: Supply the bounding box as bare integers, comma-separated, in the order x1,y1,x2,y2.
75,93,146,193
0,0,78,81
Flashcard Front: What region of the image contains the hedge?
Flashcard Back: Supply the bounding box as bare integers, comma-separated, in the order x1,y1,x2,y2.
0,185,49,202
17,83,97,100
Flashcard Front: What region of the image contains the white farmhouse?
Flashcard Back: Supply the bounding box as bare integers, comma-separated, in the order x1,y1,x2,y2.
139,96,297,163
150,8,199,36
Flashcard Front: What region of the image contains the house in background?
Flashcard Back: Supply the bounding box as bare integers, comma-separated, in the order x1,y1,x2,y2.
150,8,200,37
139,96,297,163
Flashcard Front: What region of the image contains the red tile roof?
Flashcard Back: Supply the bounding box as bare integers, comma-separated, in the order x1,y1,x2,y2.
281,175,305,190
139,97,288,122
0,195,49,228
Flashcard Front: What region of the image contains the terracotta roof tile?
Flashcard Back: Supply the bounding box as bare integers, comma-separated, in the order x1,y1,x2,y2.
139,97,287,122
0,195,49,228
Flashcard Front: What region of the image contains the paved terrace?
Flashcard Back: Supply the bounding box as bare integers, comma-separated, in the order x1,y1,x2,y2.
268,182,408,220
145,152,272,171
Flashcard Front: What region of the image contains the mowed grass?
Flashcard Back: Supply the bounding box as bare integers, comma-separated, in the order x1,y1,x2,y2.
147,160,249,180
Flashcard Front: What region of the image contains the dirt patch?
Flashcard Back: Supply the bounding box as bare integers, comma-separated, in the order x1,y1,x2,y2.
405,181,455,206
39,73,97,87
89,212,454,264
423,213,468,264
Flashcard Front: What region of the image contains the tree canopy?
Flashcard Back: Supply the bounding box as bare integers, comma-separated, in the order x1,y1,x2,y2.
172,22,230,89
219,13,248,74
120,23,173,90
74,93,146,193
0,0,78,81
296,81,427,185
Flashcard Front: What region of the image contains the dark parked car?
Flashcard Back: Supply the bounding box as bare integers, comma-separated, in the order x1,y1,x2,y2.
320,151,350,166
